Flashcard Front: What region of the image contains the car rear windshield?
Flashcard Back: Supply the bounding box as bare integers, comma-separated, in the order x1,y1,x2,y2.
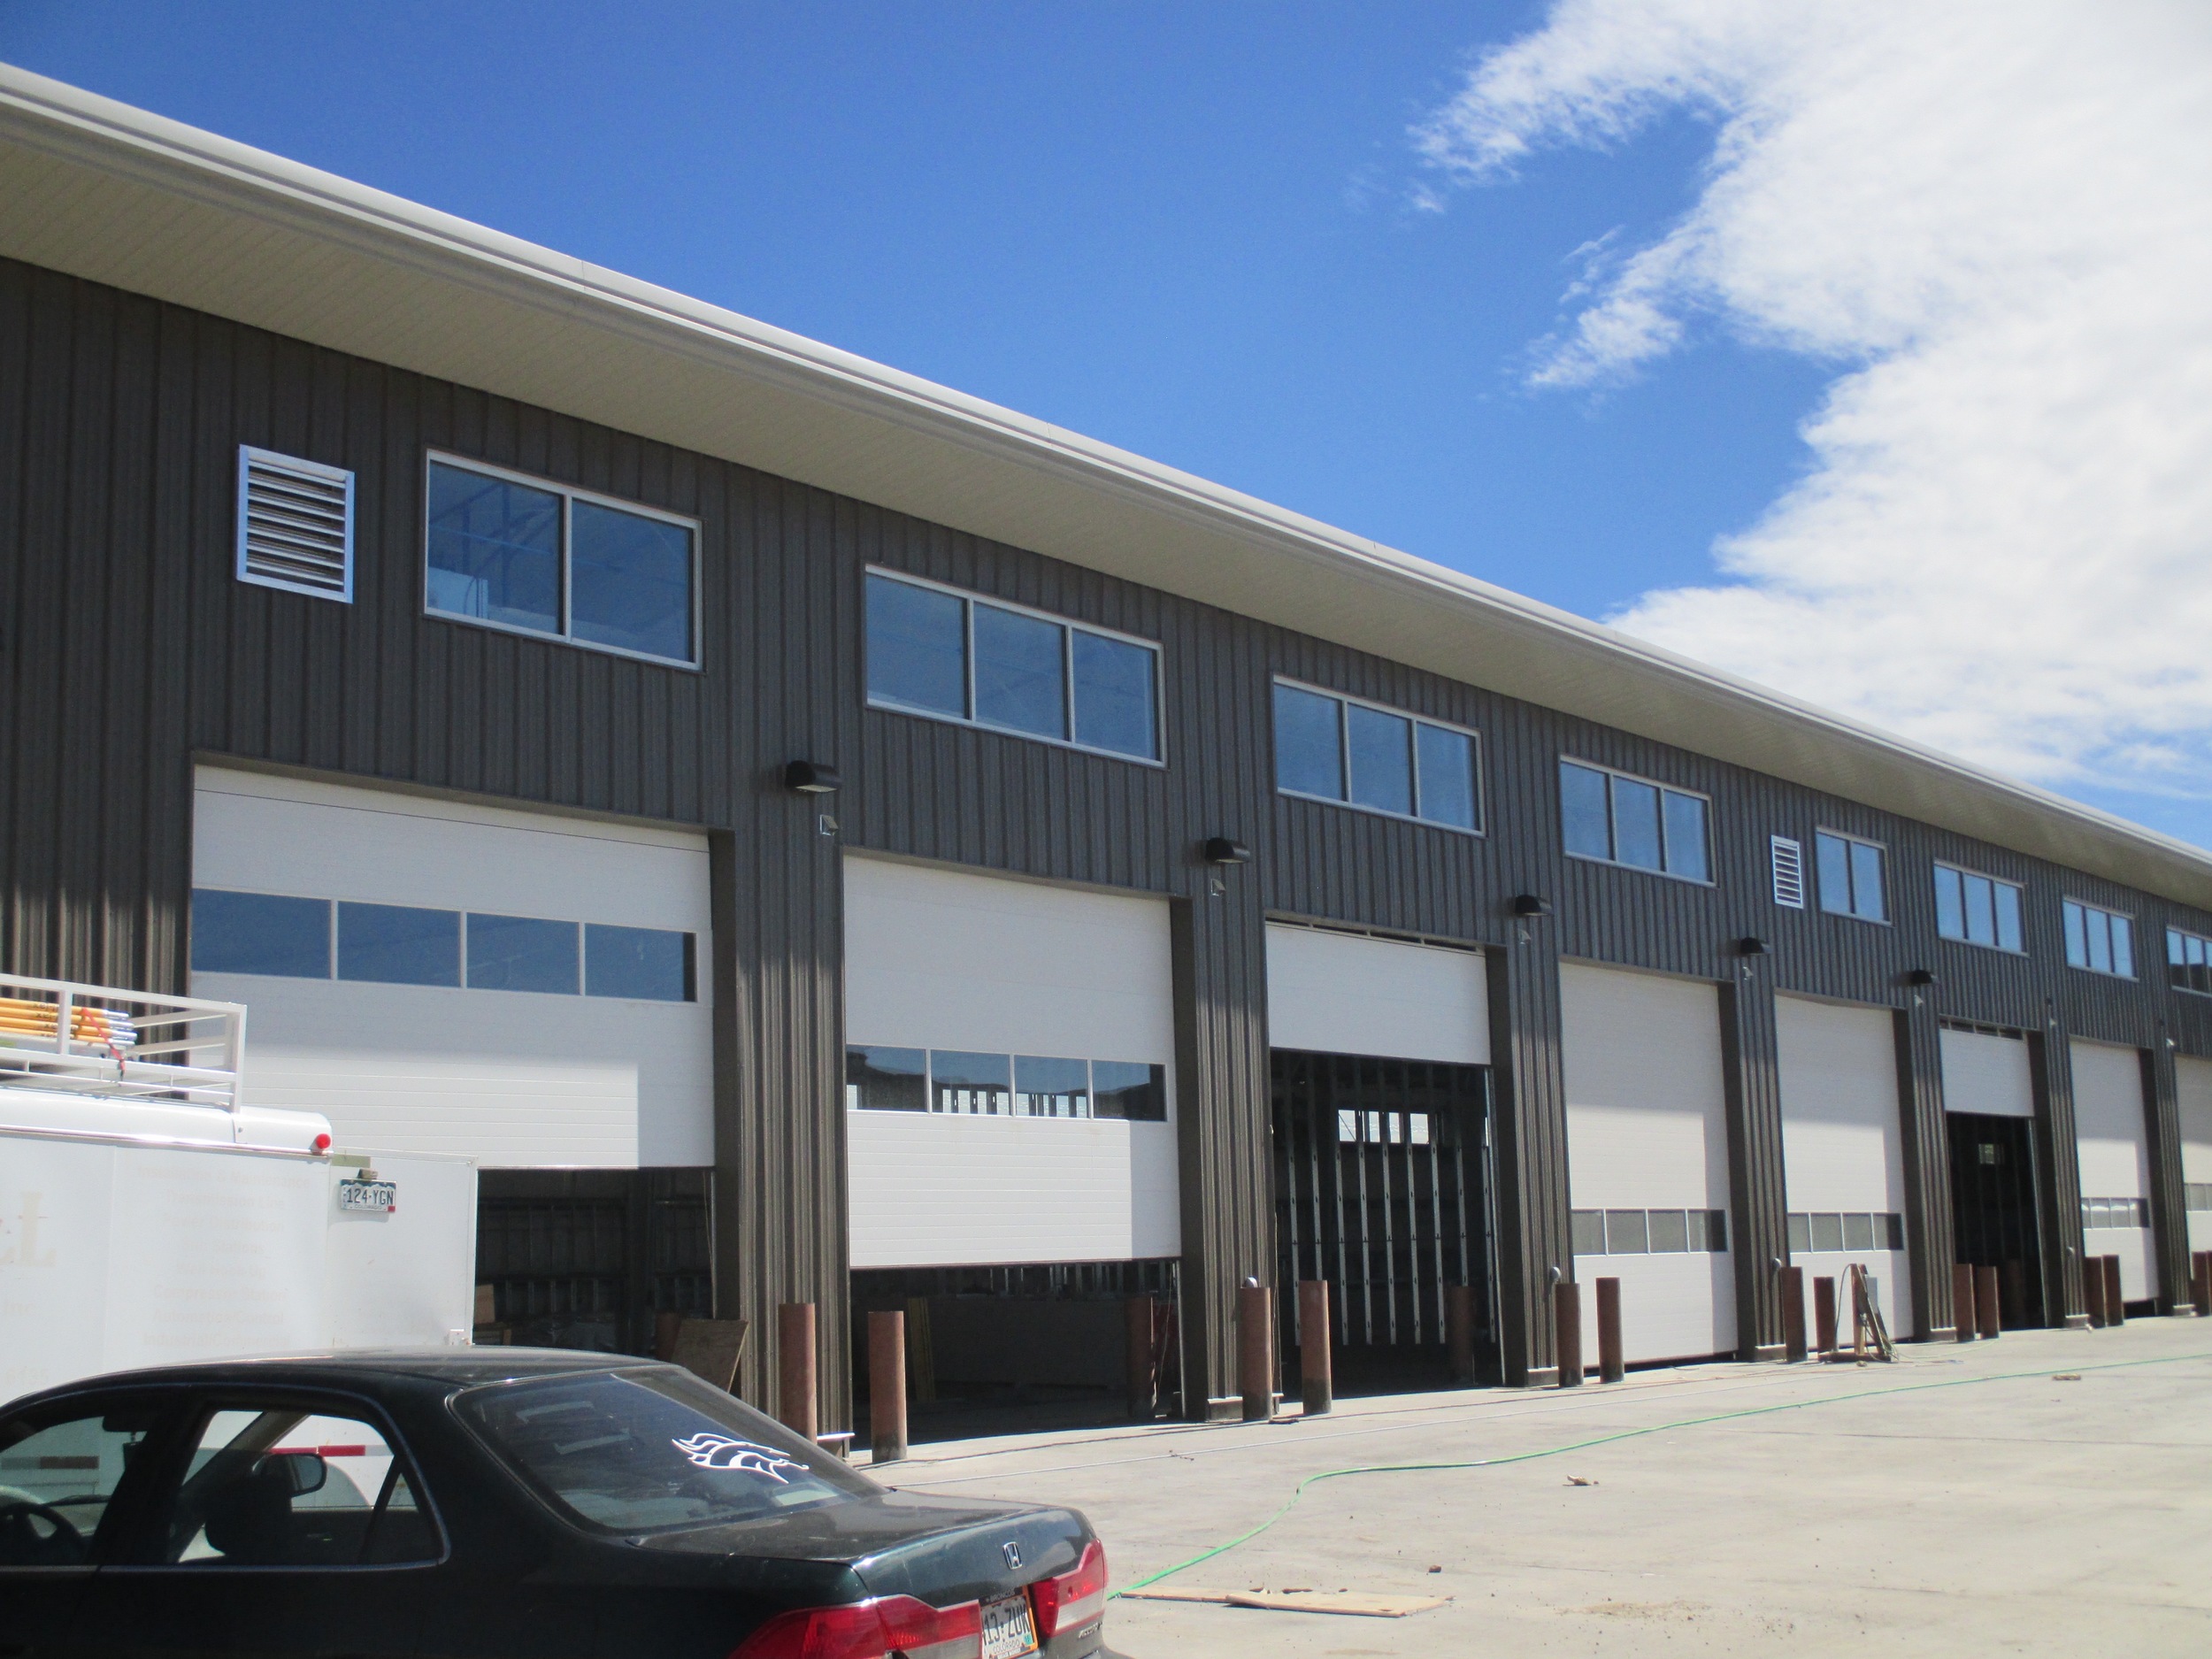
455,1368,873,1536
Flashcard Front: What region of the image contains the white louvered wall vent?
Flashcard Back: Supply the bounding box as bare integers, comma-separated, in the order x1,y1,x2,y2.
235,446,355,601
1770,835,1807,909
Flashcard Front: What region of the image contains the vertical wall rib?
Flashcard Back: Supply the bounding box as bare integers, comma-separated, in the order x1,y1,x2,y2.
1719,970,1787,1358
1893,1000,1955,1339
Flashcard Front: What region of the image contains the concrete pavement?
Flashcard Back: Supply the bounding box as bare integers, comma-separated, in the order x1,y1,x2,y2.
884,1319,2212,1655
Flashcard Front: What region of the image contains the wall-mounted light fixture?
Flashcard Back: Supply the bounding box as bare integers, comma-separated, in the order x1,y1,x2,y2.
785,759,843,794
1203,836,1252,865
1906,968,1938,987
1512,894,1552,918
1738,936,1769,956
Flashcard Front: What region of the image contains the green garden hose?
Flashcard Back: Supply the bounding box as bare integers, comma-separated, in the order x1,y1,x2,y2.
1112,1347,2212,1597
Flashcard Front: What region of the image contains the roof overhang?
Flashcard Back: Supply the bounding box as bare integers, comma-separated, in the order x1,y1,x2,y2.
4,63,2208,910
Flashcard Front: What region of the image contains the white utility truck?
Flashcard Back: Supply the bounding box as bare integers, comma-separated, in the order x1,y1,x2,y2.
1,972,476,1405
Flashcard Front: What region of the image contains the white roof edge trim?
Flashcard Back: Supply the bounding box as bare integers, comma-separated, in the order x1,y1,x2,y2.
4,62,2212,907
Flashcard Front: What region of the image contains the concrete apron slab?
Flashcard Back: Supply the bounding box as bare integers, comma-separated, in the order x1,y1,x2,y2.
879,1319,2212,1657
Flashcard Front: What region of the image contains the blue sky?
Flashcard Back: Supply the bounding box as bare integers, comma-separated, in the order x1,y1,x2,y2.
8,2,2206,846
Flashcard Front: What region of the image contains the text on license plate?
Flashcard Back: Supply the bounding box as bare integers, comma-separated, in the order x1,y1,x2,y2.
980,1593,1038,1659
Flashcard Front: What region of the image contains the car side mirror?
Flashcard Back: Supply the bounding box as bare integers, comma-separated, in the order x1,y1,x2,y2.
258,1452,327,1496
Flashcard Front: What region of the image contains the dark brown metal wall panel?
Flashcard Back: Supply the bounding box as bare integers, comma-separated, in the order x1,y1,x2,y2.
1893,1003,1954,1338
12,256,2212,1418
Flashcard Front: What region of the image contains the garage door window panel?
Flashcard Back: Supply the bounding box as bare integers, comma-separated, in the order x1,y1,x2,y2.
337,903,460,987
1014,1056,1090,1118
931,1050,1011,1116
583,924,695,1002
467,914,580,995
845,1047,927,1112
190,890,332,978
1092,1062,1167,1122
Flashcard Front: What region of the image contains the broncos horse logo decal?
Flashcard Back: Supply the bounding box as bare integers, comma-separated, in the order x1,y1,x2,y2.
671,1432,808,1482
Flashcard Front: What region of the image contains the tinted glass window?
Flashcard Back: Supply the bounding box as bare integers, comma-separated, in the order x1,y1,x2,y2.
1345,704,1414,816
1811,1212,1844,1251
1015,1056,1090,1118
1816,832,1853,915
426,461,562,636
2086,910,2113,974
1604,1210,1648,1253
1843,1213,1875,1251
468,914,579,995
846,1046,926,1112
0,1402,161,1565
1071,631,1156,759
1092,1060,1167,1122
1971,879,2004,946
457,1369,867,1536
569,501,693,664
144,1404,436,1567
1933,864,1966,939
337,902,460,987
931,1050,1011,1115
1663,790,1709,881
2063,900,2086,966
1560,762,1611,859
1611,778,1663,871
1570,1210,1604,1256
1415,724,1477,829
1647,1210,1689,1252
2110,914,2133,977
1994,882,2024,952
584,925,693,1002
865,574,966,718
1274,684,1343,800
1850,841,1886,921
191,889,330,978
972,603,1066,739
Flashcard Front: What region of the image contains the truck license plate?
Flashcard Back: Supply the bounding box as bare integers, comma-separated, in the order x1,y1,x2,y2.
979,1593,1038,1659
337,1179,397,1213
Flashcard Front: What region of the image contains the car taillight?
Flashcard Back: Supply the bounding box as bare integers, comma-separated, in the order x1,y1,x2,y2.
728,1596,981,1659
1032,1540,1109,1640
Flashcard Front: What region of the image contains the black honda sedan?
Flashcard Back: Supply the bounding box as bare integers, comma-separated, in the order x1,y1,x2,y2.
0,1350,1108,1659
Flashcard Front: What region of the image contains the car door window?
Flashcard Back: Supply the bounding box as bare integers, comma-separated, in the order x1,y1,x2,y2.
0,1402,163,1566
144,1403,438,1567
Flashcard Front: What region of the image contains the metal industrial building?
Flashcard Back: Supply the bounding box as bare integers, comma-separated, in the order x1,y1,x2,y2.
4,65,2211,1424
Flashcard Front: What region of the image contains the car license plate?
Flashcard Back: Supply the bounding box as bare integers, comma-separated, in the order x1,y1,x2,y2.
980,1593,1038,1659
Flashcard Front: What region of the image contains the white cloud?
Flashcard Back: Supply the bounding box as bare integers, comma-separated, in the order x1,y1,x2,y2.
1416,1,2212,799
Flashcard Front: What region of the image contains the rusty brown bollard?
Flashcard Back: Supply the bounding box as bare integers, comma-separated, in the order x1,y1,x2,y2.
1555,1280,1584,1387
1952,1263,1978,1341
1780,1265,1807,1363
2195,1251,2212,1317
2103,1256,2125,1325
1238,1284,1274,1421
777,1302,817,1440
1444,1284,1476,1384
1297,1280,1333,1416
1813,1276,1837,1355
2083,1255,2108,1326
1125,1295,1156,1419
1976,1263,2001,1339
1596,1277,1624,1384
868,1310,907,1464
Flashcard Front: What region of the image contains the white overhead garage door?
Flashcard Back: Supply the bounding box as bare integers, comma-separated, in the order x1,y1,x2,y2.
191,767,712,1168
1776,995,1911,1339
1265,924,1488,1064
1939,1026,2034,1118
1563,963,1734,1367
2071,1040,2158,1302
843,855,1178,1269
2180,1056,2212,1254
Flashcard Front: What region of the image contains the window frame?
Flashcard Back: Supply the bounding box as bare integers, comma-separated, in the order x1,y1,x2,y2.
1932,859,2027,956
1269,676,1485,836
1814,827,1890,926
422,451,703,672
1558,757,1714,885
863,566,1166,767
2165,925,2212,997
2062,897,2136,980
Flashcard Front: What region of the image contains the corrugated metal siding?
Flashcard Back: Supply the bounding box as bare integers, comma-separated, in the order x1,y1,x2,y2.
14,256,2212,1418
